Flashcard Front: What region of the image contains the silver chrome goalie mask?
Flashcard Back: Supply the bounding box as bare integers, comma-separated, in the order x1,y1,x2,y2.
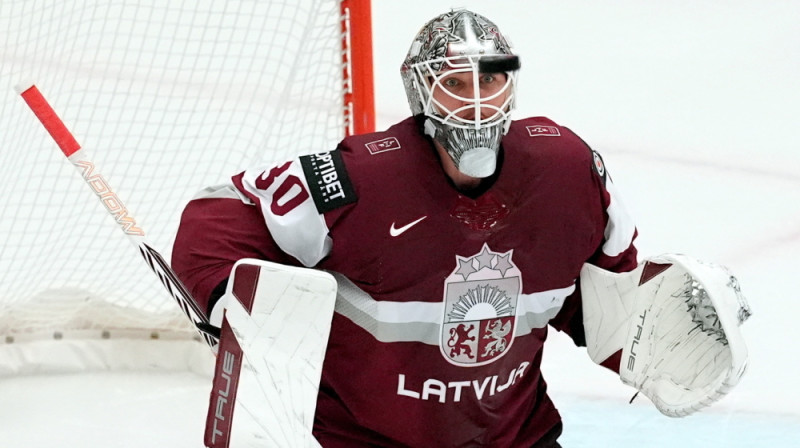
401,9,519,178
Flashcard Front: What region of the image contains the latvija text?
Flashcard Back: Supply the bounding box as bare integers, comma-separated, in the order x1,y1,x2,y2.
397,361,530,403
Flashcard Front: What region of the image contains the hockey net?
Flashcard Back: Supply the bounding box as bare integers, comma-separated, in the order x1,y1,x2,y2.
0,0,373,374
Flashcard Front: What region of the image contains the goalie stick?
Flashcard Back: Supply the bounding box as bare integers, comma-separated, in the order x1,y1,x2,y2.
15,83,218,348
16,84,335,447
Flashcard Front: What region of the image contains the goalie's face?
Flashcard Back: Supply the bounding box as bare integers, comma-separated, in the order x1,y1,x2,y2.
429,68,512,124
414,58,516,178
418,56,515,129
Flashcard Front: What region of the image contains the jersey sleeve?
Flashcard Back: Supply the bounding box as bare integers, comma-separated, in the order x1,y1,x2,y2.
585,148,639,270
232,149,357,267
171,149,358,312
549,145,639,361
171,184,299,313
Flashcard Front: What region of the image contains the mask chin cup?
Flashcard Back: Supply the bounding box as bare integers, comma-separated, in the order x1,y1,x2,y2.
456,147,496,178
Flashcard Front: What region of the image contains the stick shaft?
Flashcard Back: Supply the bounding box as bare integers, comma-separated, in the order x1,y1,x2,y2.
17,83,216,348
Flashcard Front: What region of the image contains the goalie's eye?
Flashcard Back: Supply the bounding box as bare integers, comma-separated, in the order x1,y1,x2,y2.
480,73,497,84
442,77,461,89
436,72,507,97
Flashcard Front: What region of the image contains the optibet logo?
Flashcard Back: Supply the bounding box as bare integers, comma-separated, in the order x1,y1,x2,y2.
299,150,357,213
440,244,521,367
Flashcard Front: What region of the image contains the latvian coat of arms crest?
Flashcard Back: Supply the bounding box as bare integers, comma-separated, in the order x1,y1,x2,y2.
440,244,521,367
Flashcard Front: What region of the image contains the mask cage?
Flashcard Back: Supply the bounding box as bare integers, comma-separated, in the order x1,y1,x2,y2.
410,55,517,131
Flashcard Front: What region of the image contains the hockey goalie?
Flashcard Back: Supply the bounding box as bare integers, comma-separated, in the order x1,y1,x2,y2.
171,8,752,448
14,7,752,446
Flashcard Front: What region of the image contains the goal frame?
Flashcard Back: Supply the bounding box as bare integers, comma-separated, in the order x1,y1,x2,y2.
342,0,375,136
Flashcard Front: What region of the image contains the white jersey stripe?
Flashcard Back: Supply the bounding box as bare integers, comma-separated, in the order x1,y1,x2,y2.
602,177,637,257
514,284,575,336
332,272,574,345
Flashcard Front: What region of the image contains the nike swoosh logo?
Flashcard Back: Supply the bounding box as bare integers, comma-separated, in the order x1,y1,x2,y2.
390,216,427,237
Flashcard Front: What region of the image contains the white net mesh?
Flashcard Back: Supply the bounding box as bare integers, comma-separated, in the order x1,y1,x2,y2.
0,1,347,340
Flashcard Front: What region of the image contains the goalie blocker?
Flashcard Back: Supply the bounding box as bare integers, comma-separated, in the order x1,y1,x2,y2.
205,259,336,448
581,253,752,417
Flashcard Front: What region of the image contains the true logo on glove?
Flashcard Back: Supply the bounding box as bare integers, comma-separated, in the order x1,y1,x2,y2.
626,311,647,372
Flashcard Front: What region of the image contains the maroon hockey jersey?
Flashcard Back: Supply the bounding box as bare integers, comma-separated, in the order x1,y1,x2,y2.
172,116,638,447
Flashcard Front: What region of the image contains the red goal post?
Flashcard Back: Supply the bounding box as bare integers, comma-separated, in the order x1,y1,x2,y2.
342,0,376,136
0,0,374,374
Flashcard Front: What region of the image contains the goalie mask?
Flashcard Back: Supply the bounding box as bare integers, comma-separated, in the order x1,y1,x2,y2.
401,9,519,178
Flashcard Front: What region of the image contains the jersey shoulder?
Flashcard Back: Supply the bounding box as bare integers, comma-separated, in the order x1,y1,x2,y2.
505,116,608,185
337,117,432,165
333,116,441,187
506,116,588,153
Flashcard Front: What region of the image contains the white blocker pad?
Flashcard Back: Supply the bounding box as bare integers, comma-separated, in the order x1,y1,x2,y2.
581,253,751,417
204,259,337,448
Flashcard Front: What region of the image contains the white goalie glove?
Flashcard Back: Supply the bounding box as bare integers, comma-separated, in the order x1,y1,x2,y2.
581,253,752,417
